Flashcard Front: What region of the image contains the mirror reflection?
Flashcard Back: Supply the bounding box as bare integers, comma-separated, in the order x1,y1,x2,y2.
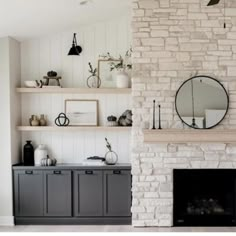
175,76,229,129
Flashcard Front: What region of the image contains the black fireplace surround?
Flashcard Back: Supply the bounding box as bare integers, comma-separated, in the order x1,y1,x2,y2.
174,169,236,226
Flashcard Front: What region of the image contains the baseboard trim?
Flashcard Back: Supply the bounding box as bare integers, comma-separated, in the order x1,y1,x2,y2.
15,217,131,225
0,216,14,226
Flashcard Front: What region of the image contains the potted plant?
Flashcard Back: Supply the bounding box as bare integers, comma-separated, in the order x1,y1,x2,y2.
102,49,132,88
111,48,132,88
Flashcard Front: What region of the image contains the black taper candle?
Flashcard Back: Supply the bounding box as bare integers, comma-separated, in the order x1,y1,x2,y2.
158,104,162,130
152,100,156,130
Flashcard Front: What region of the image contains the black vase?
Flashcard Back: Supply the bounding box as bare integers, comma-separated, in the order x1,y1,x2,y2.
23,141,34,166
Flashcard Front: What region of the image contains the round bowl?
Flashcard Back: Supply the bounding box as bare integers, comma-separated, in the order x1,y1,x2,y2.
24,80,37,88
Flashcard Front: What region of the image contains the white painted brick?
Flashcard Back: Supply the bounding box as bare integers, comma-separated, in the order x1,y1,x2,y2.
131,206,146,213
159,183,172,192
218,162,234,168
139,0,159,9
131,0,236,227
151,30,169,37
141,38,164,46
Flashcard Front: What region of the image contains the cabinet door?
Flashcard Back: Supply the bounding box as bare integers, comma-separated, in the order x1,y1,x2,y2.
44,170,72,217
14,170,44,217
73,170,103,217
104,170,131,216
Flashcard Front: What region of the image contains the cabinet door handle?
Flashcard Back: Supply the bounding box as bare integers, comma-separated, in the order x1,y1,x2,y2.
113,170,121,175
53,171,61,175
25,171,33,175
85,170,93,175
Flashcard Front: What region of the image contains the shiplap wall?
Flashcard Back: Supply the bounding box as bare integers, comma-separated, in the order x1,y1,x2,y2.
20,14,132,163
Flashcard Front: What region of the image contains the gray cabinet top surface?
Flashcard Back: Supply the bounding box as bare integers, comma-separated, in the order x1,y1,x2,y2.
13,163,131,170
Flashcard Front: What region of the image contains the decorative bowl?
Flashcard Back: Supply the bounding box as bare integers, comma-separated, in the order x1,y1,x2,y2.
24,80,37,88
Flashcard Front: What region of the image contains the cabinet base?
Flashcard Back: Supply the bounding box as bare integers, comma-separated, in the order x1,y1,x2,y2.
15,217,131,225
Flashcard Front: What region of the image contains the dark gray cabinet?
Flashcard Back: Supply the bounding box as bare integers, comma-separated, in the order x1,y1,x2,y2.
13,165,131,225
74,170,103,217
44,170,72,217
14,170,44,217
104,170,131,217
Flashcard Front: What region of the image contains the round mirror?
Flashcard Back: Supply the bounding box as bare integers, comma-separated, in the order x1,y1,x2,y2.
175,76,229,129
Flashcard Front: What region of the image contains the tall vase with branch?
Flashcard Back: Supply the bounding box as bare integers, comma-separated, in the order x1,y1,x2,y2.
102,48,132,88
104,138,118,165
111,48,132,88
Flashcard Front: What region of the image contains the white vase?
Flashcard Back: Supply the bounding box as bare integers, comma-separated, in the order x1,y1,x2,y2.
34,144,48,166
105,151,118,165
116,71,130,88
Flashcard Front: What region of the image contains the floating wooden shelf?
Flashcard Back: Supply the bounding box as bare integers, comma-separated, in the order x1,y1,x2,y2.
143,129,236,143
17,126,132,132
16,87,131,94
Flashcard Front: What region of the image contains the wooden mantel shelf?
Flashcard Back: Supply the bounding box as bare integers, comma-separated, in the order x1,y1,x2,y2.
143,129,236,143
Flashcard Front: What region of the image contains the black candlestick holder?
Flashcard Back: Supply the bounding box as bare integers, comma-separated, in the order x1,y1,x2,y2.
158,105,162,130
152,100,156,130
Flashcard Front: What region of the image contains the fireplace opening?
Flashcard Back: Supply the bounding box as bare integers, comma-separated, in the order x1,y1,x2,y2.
173,169,236,226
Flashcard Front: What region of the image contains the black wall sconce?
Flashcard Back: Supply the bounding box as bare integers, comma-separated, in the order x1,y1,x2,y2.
68,33,82,56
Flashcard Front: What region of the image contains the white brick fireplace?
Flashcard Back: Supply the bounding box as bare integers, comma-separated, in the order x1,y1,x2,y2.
131,0,236,227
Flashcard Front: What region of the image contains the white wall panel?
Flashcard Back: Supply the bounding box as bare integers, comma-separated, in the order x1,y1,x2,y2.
20,15,131,163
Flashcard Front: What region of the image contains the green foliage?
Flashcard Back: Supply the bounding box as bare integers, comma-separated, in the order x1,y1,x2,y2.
88,62,97,76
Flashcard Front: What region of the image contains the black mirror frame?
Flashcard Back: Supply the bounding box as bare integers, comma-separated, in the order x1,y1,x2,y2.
175,75,229,129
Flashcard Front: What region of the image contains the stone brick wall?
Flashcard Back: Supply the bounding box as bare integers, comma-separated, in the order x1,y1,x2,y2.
131,0,236,227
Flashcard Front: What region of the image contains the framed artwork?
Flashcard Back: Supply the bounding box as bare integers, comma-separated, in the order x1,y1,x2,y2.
97,59,122,88
65,99,98,126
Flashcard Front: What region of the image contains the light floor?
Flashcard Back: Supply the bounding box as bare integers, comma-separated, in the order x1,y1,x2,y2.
0,225,236,232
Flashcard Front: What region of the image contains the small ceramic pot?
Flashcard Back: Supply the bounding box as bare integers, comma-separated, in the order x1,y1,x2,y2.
116,71,130,88
30,115,40,126
39,114,47,126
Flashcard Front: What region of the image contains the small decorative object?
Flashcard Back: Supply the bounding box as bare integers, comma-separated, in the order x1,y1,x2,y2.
87,156,105,161
152,100,156,130
104,138,118,165
39,114,47,126
41,155,57,166
106,115,118,127
87,62,101,88
47,71,57,77
65,99,98,126
30,115,40,126
68,33,82,56
24,80,38,88
83,156,105,166
158,104,162,129
118,110,132,126
23,141,34,166
34,144,48,166
55,113,70,127
43,75,62,87
35,80,44,88
107,115,117,122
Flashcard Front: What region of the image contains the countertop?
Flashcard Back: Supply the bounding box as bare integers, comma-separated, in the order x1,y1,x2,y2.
12,163,131,170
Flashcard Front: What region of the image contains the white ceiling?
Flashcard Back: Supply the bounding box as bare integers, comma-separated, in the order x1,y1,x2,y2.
0,0,131,41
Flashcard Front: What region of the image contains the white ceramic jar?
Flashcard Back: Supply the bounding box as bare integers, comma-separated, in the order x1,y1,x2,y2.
116,71,130,88
34,144,48,166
